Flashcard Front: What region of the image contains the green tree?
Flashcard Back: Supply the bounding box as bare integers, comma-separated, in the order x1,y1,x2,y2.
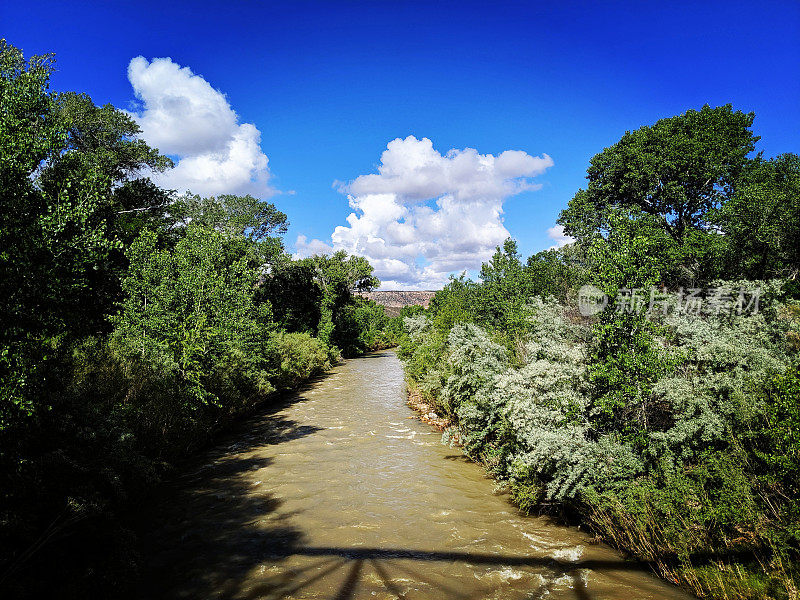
586,209,670,293
0,42,164,425
168,193,287,243
334,298,389,355
559,105,759,284
0,42,174,372
257,259,322,334
112,224,273,411
40,92,175,324
712,153,800,281
426,274,478,332
588,312,675,447
524,244,589,302
305,251,379,349
477,239,531,337
40,91,171,185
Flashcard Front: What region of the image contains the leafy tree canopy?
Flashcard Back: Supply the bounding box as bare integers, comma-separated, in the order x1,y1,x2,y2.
302,251,379,347
560,104,758,243
168,193,288,243
712,153,800,280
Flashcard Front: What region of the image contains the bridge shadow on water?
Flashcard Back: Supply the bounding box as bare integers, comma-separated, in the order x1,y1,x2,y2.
142,523,648,600
136,389,322,599
236,543,651,600
140,457,649,600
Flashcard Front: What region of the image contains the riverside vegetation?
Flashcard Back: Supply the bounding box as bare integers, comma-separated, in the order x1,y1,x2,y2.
0,42,401,597
397,107,800,599
2,40,799,600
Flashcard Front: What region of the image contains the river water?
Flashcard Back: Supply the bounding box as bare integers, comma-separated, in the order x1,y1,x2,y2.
139,350,692,600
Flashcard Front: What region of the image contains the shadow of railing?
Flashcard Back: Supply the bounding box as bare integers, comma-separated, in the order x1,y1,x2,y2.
263,545,649,570
139,505,654,600
227,543,652,600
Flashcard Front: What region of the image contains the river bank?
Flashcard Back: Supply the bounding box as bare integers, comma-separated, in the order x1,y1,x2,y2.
402,377,700,595
406,382,451,431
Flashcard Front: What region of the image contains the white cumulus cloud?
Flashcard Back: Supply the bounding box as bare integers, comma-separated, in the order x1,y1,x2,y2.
296,136,553,290
127,56,274,198
294,234,334,258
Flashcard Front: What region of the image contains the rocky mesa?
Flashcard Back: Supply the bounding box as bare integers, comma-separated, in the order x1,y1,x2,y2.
358,290,436,316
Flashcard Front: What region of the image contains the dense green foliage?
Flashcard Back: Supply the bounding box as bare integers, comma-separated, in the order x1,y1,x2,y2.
0,42,395,597
399,106,800,599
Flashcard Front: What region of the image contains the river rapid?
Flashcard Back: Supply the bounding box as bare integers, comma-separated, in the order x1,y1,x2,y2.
138,350,693,600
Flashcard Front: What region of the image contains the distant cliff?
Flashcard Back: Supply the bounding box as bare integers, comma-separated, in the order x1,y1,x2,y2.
359,290,436,316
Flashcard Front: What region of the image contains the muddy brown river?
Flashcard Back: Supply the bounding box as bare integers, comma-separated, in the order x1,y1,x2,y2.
139,350,693,600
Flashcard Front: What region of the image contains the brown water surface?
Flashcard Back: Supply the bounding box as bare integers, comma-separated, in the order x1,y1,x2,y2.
140,350,693,600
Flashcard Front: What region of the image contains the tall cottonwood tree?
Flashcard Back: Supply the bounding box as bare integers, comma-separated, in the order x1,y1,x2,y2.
558,104,759,284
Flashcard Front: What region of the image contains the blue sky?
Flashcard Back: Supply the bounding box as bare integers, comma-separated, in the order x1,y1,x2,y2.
3,0,799,288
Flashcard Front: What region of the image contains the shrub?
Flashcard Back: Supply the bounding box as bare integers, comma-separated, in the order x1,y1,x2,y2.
399,315,450,404
267,332,330,389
